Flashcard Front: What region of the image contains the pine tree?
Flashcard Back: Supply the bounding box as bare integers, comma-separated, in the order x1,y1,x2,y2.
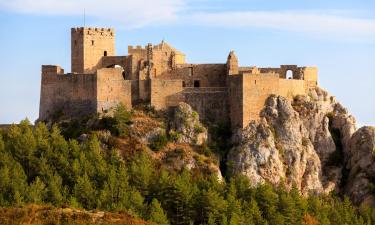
148,198,170,225
6,119,37,179
27,177,46,204
73,173,96,209
46,173,64,206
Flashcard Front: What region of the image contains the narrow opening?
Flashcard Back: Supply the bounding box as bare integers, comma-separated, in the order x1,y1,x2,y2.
255,80,257,84
286,70,293,79
91,40,94,46
104,51,107,56
182,81,186,87
74,40,77,46
122,71,126,80
194,80,200,87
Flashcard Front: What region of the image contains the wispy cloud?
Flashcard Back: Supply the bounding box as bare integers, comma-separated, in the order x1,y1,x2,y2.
1,0,375,41
186,11,375,41
0,0,186,28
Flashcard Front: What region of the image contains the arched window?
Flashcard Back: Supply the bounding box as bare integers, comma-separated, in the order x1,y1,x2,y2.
286,70,293,79
104,51,107,56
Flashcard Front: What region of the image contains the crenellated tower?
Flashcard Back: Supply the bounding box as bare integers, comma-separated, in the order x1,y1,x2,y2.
71,27,115,73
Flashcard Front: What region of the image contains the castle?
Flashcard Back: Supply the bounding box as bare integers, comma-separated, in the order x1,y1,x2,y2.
39,27,318,129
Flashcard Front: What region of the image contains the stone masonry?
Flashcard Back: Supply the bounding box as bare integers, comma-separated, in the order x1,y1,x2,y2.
39,27,318,129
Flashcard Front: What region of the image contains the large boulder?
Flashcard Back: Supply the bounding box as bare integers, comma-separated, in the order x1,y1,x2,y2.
168,103,207,145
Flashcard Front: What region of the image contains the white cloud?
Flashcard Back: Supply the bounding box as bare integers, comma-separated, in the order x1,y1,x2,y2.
1,0,375,41
185,11,375,41
0,0,186,28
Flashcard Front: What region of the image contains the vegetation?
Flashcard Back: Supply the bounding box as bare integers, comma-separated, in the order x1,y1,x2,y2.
1,113,375,224
150,134,168,151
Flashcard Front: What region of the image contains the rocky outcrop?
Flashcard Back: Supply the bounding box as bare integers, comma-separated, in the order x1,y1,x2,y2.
168,103,207,145
345,127,375,205
228,87,360,196
229,95,323,195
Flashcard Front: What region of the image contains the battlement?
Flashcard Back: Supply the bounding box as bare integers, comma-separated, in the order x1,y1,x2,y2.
71,27,114,37
42,65,64,75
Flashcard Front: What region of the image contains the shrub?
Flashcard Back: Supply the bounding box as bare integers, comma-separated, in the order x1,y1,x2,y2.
168,130,182,142
149,134,168,152
97,104,132,137
194,124,205,133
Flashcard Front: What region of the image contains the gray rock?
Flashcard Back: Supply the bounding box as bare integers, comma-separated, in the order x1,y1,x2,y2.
168,102,208,145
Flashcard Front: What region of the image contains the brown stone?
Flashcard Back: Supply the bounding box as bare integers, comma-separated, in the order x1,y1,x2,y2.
40,27,318,128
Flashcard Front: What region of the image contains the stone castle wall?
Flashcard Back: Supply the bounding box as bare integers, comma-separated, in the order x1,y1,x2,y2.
166,88,230,124
229,73,309,129
150,79,183,110
96,68,132,113
159,64,227,87
39,65,97,120
40,66,132,120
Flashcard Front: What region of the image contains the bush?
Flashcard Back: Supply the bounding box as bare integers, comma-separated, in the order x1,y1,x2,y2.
168,130,182,142
149,134,168,152
97,104,132,137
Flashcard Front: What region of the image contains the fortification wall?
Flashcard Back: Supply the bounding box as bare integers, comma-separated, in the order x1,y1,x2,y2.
229,72,309,128
139,80,151,102
242,74,279,127
303,67,318,89
228,75,243,129
181,88,229,124
96,68,132,113
278,79,306,99
39,65,97,120
150,79,183,110
128,46,147,58
159,64,227,87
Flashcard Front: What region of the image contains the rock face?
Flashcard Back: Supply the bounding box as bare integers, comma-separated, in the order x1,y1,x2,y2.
228,87,371,200
345,127,375,205
168,102,208,145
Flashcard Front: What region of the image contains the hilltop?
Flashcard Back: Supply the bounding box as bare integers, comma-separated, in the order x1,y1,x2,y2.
0,86,375,224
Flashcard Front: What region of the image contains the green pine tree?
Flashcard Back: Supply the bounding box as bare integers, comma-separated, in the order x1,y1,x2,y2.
148,198,170,225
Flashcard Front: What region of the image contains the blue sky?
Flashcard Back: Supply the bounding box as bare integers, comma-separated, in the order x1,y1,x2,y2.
0,0,374,126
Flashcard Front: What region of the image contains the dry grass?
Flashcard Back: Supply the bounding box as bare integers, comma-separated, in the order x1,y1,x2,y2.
0,204,154,225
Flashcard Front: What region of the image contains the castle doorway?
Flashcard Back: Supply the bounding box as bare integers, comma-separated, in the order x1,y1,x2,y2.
104,51,108,56
286,70,293,79
194,80,200,87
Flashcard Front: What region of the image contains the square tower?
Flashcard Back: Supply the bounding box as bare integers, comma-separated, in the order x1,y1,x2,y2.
71,27,115,73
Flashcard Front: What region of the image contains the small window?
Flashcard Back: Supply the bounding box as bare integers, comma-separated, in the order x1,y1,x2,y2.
91,40,94,46
255,80,257,84
182,81,186,87
194,80,200,87
104,51,107,56
74,40,77,46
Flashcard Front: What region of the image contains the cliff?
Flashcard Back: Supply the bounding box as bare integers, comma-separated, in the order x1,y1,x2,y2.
228,87,375,205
